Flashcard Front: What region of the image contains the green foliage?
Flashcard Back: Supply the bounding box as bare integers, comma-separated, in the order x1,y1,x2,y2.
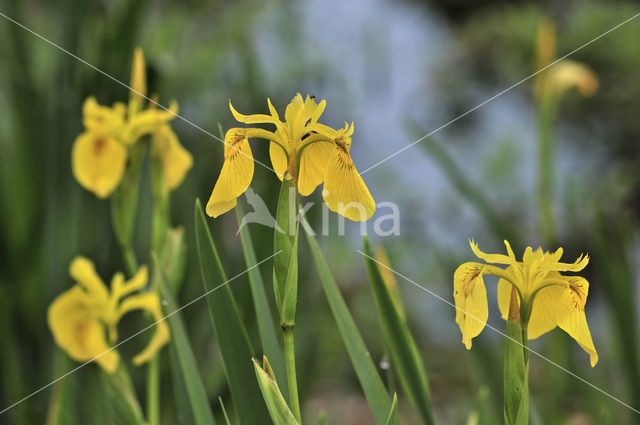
304,222,396,425
157,261,217,425
362,237,434,425
254,357,300,425
236,204,287,399
194,199,271,424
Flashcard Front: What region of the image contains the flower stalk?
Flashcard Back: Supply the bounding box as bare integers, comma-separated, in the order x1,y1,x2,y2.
274,176,302,423
504,287,529,425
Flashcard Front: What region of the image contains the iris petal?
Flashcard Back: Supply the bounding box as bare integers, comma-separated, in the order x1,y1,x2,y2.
206,128,255,217
555,277,598,367
453,262,489,349
298,141,333,196
152,125,193,190
47,286,119,373
72,132,127,198
117,292,170,366
322,144,375,221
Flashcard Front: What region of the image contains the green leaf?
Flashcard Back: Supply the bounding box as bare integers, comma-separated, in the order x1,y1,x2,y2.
385,394,399,425
363,236,435,425
111,143,145,248
253,357,300,425
273,178,298,319
194,199,271,424
303,221,396,425
218,397,232,425
157,261,217,425
45,353,77,425
504,319,529,425
96,366,146,425
236,204,287,400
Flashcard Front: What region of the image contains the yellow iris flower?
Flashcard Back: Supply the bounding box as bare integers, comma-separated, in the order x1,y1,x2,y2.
72,48,192,198
206,94,375,221
453,240,598,367
47,257,170,373
534,18,598,102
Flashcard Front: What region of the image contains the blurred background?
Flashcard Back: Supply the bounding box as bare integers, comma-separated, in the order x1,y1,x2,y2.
1,0,640,424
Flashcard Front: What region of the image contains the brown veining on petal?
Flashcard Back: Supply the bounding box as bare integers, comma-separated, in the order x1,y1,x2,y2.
93,138,107,155
462,265,483,296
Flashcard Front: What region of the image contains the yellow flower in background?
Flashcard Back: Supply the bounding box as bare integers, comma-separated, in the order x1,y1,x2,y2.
152,124,194,190
72,48,192,198
206,94,375,221
453,240,598,367
47,257,169,373
534,18,598,102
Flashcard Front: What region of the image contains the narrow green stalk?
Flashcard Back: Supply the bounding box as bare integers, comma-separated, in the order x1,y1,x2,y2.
148,158,169,425
504,289,529,425
122,245,139,276
147,357,160,425
536,101,556,245
283,327,301,423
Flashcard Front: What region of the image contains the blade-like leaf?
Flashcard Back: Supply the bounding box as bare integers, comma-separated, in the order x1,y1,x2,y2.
236,204,287,399
194,199,271,424
218,397,232,425
98,367,146,425
385,394,399,425
303,221,396,425
254,357,300,425
363,236,434,425
157,261,216,425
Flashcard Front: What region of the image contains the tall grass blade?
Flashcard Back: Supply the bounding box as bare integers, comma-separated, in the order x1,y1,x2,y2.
363,236,435,425
194,199,271,424
236,204,287,399
385,394,399,425
303,222,396,425
156,260,216,425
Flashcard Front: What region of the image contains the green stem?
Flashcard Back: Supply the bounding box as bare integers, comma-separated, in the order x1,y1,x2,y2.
147,356,160,425
122,244,139,276
536,101,556,245
283,327,301,423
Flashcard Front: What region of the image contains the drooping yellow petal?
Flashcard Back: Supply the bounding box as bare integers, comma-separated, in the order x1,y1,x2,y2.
72,132,128,198
206,128,255,217
111,265,148,301
555,277,598,366
298,141,333,196
47,286,119,373
151,125,193,190
322,143,375,221
69,257,110,302
116,292,170,365
541,61,598,99
82,97,126,139
453,262,489,349
129,47,147,115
